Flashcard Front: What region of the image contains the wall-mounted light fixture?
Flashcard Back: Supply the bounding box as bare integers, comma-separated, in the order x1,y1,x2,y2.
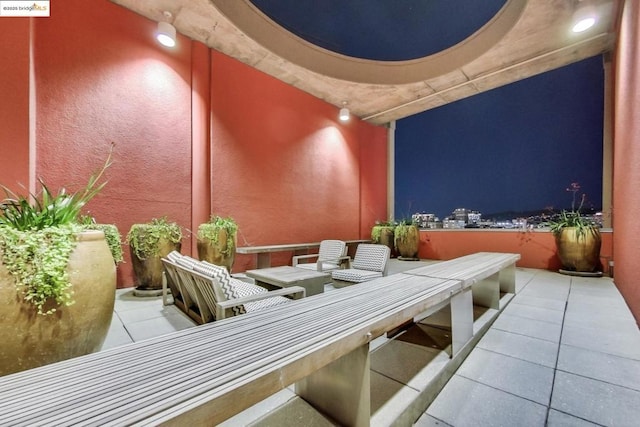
572,0,597,33
156,11,176,47
339,102,350,122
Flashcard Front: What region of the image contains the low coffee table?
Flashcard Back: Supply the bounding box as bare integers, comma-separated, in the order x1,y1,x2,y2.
245,266,330,297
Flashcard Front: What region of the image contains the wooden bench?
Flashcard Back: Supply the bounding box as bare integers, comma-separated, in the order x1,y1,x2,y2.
236,239,369,268
0,252,519,426
405,251,520,310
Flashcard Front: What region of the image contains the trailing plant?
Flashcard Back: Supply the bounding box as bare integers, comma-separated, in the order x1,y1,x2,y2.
127,217,182,260
0,144,114,315
548,182,600,238
0,225,80,315
371,220,396,243
197,215,238,256
80,216,124,264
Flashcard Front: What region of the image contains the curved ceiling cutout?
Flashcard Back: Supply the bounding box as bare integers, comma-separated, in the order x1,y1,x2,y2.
211,0,526,85
249,0,508,61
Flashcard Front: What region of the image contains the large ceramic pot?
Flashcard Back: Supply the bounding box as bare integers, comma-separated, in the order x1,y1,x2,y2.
0,230,116,376
395,224,420,259
555,226,602,272
197,227,237,272
130,237,181,291
372,225,396,258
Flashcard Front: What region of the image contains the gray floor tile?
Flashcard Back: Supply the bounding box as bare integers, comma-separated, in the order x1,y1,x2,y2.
100,317,133,350
567,292,631,313
371,339,449,391
551,371,640,426
502,302,565,325
116,303,183,325
563,304,638,333
124,312,195,342
557,344,640,391
561,323,640,361
518,279,570,301
546,409,600,426
426,375,547,427
456,348,554,405
414,412,453,426
492,313,562,343
370,370,421,425
477,329,559,368
511,294,567,312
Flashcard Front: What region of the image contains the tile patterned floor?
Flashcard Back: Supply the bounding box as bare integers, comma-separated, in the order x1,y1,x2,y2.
416,269,640,427
102,261,640,426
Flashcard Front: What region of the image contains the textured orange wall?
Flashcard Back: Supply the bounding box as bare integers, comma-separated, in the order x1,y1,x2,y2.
0,18,31,194
210,52,388,271
33,0,193,286
419,230,613,274
613,0,640,323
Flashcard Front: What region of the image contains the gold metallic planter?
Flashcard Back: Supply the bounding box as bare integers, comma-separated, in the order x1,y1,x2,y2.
555,227,602,272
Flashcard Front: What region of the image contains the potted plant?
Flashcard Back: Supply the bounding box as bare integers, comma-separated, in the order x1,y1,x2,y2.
0,147,116,376
371,220,396,257
80,216,124,265
549,182,602,273
394,219,420,260
127,217,182,294
197,215,238,272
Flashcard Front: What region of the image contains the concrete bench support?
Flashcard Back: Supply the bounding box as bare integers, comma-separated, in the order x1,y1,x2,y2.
296,343,371,427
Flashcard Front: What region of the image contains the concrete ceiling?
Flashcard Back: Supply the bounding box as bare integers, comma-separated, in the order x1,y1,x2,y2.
111,0,619,125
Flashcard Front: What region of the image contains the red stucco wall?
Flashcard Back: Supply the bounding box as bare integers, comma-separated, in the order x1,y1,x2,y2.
32,0,193,286
0,18,31,194
210,52,388,271
1,0,388,284
613,0,640,323
419,229,613,275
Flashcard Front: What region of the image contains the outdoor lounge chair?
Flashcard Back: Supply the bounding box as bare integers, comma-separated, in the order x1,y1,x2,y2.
331,243,391,283
162,252,305,322
292,239,349,272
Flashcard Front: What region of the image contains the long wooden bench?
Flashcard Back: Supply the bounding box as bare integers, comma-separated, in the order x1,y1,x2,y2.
0,251,519,426
236,239,370,268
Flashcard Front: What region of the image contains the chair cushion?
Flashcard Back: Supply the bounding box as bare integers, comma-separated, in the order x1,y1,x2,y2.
244,296,291,313
166,250,182,262
331,269,383,283
352,244,390,272
175,256,198,270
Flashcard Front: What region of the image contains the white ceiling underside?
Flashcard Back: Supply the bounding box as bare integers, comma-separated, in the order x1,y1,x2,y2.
111,0,619,125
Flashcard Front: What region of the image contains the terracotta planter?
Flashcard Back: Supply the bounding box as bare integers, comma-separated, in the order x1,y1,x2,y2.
130,238,181,291
555,227,602,272
197,228,237,272
395,224,420,259
372,226,395,257
0,230,116,376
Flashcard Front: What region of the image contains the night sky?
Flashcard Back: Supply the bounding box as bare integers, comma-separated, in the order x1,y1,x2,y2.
250,0,507,61
394,56,605,220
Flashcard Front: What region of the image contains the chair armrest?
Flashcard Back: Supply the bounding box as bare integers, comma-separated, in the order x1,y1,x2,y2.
216,286,306,319
316,255,351,271
292,253,319,266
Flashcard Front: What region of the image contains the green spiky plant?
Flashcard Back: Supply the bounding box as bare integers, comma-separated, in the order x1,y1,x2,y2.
548,182,600,238
0,145,113,315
